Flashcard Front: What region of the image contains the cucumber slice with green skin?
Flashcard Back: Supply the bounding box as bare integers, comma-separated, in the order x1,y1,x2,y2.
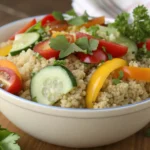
115,36,137,59
30,65,77,105
10,32,40,56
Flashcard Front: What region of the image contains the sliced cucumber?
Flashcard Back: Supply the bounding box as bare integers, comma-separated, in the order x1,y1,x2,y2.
30,65,77,105
115,36,137,59
10,32,40,56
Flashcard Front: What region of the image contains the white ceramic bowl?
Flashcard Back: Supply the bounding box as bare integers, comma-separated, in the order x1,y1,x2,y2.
0,16,150,148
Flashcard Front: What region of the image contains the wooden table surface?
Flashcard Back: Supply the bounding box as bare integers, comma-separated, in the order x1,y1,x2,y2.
0,0,150,149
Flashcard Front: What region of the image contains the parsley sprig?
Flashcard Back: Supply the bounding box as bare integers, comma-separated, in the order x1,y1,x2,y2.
50,35,99,58
110,5,150,43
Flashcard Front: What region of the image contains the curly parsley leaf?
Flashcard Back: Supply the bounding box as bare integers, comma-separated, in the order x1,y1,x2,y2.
0,126,20,150
110,5,150,43
52,11,64,21
50,35,87,58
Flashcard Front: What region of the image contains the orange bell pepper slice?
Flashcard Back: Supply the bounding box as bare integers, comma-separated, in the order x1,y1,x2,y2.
0,60,21,80
121,66,150,82
81,16,105,28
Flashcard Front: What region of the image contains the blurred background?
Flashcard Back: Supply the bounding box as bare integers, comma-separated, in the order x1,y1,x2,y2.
0,0,71,26
0,0,150,26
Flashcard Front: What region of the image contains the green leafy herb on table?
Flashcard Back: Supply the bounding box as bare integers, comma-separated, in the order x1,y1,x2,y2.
0,126,20,150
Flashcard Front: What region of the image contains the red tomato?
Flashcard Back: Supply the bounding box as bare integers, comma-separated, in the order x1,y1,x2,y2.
137,39,150,51
99,40,128,57
9,19,37,40
33,40,59,59
76,32,93,40
0,67,22,94
41,14,56,27
76,49,107,64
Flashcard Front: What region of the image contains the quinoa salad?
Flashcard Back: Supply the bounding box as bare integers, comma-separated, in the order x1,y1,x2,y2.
1,5,150,109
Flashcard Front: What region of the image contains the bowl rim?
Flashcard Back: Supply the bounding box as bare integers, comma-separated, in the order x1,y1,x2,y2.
0,16,150,119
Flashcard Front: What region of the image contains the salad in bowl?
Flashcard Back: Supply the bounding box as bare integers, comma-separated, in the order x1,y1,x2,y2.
0,5,150,110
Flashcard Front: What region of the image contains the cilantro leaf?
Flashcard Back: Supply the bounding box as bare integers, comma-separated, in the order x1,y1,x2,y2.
75,37,99,54
0,126,20,150
112,79,121,85
118,70,124,79
52,11,64,21
107,53,113,60
66,9,77,17
50,35,87,58
68,11,89,26
86,25,100,38
50,35,70,51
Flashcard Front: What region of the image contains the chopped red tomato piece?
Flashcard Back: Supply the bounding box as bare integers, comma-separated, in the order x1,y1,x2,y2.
0,67,22,94
9,19,37,40
76,49,107,64
99,40,128,57
33,40,59,59
41,14,56,27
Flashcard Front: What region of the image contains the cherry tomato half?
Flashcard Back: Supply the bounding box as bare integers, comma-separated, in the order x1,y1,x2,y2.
99,40,128,57
9,19,36,40
76,49,107,64
41,14,56,27
137,39,150,51
33,40,60,59
0,67,22,94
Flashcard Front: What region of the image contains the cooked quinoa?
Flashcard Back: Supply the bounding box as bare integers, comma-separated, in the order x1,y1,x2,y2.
1,41,150,109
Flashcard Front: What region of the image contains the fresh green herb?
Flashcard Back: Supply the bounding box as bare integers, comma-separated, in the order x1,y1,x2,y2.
86,25,100,38
66,9,77,17
75,37,99,54
54,60,66,66
145,128,150,137
110,5,150,43
112,70,124,85
50,35,87,58
27,21,44,33
35,53,43,59
31,72,36,77
107,53,113,60
112,79,121,85
0,126,20,150
68,11,89,26
52,11,64,21
32,96,37,102
136,44,147,60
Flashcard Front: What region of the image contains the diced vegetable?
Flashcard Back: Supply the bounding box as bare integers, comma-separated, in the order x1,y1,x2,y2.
86,58,127,108
33,40,59,59
10,32,40,56
99,40,128,57
81,16,105,28
9,19,36,40
0,43,12,56
76,48,107,64
0,67,22,94
30,65,77,105
0,60,21,79
41,14,56,26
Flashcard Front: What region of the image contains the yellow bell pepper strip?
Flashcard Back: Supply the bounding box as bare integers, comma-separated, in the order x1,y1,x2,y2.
81,16,105,28
86,58,127,108
121,66,150,82
0,60,21,80
0,44,12,56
